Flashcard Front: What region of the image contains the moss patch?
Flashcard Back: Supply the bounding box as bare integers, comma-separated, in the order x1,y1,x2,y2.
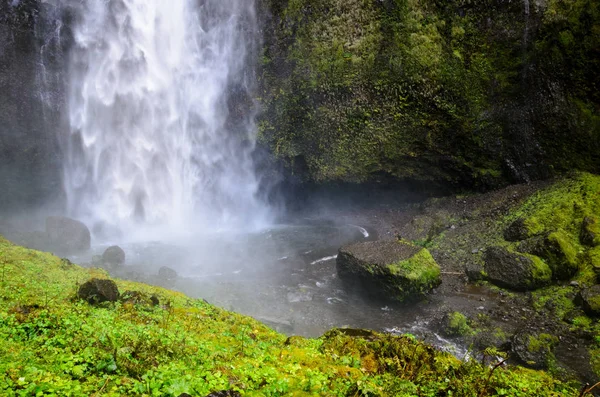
0,236,580,396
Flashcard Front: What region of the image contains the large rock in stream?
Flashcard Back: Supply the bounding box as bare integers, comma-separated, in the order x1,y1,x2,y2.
336,241,441,302
483,247,551,291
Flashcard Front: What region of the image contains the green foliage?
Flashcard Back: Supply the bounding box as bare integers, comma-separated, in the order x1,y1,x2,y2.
445,312,473,337
0,236,580,396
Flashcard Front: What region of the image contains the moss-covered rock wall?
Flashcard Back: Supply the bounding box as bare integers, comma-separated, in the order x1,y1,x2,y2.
257,0,600,189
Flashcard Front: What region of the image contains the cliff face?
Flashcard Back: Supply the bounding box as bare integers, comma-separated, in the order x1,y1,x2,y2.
0,0,67,210
257,0,600,189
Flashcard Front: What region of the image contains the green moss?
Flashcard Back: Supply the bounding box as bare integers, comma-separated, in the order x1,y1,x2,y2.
527,334,559,354
259,0,600,186
387,247,441,297
531,286,576,320
0,236,577,396
591,348,600,378
445,312,473,337
524,254,553,287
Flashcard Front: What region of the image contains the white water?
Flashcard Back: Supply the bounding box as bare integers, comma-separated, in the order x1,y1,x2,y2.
60,0,269,239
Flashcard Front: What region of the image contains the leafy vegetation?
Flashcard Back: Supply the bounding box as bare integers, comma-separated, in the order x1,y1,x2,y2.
0,236,584,396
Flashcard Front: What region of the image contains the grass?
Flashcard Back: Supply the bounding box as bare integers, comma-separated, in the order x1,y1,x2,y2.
0,236,584,396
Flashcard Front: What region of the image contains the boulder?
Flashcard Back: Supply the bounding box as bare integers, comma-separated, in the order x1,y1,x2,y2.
576,285,600,317
77,278,119,304
158,266,178,280
102,245,126,267
441,312,472,337
46,216,91,253
483,247,551,291
336,240,441,302
580,216,600,247
511,331,558,370
504,218,534,242
517,230,578,280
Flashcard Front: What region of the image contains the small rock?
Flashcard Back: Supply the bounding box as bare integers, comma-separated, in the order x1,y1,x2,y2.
471,248,479,254
102,245,126,267
570,281,580,287
78,278,119,304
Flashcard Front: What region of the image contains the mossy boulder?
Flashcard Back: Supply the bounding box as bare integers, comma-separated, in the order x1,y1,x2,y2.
511,331,558,370
580,216,600,247
517,231,579,280
504,218,536,242
442,312,472,337
102,245,126,267
484,247,551,291
576,285,600,317
77,278,120,305
336,240,441,302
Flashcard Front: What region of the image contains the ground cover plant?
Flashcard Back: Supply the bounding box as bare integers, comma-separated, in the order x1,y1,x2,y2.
0,236,587,396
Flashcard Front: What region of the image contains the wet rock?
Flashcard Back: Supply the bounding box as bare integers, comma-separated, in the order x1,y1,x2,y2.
78,278,119,304
483,247,551,291
465,263,485,281
517,231,578,280
504,218,533,242
158,266,178,280
336,240,441,302
576,285,600,317
46,216,91,253
511,330,558,370
580,216,600,247
102,245,126,267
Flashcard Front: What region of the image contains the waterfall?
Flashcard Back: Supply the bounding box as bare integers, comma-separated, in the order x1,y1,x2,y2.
57,0,269,238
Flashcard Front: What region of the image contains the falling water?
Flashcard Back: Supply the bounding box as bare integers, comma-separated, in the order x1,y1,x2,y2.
59,0,269,238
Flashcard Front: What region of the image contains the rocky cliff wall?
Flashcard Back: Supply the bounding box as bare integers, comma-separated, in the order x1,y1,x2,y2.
257,0,600,190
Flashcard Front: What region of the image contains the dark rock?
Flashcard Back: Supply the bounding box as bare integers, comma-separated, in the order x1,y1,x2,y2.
483,247,551,291
576,285,600,317
504,218,533,242
517,231,578,280
465,263,485,281
511,330,558,370
102,245,126,266
580,216,600,247
205,391,241,397
336,240,441,302
158,266,178,280
77,278,119,304
46,216,91,253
